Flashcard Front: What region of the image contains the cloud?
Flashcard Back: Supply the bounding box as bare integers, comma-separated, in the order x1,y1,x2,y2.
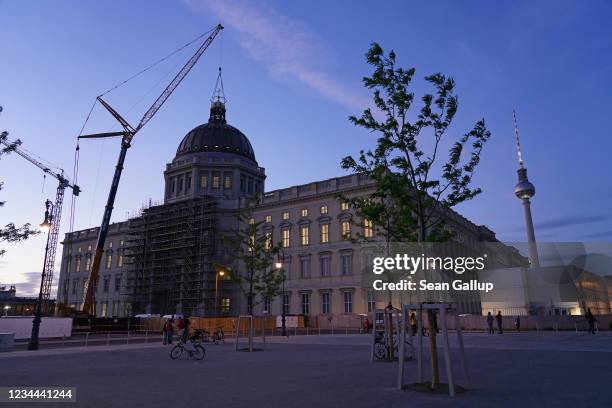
579,230,612,239
508,214,608,232
183,0,369,111
1,272,57,298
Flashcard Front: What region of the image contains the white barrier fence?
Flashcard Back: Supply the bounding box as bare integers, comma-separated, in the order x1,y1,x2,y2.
0,317,73,339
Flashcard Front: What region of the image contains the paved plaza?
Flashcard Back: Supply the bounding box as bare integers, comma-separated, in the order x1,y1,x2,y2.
1,332,611,407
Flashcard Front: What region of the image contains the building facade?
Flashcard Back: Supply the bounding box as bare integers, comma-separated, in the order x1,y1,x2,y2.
57,99,523,325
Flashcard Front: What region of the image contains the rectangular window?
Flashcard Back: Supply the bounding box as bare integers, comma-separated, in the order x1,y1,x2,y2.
85,255,91,272
224,172,232,189
320,205,328,214
264,232,272,250
112,301,118,317
283,294,290,315
221,298,231,313
341,201,349,211
248,178,253,193
364,219,373,238
72,279,77,295
103,276,110,293
264,296,271,314
299,257,310,278
320,224,329,243
212,172,220,189
301,208,308,217
200,174,208,189
171,178,176,194
282,211,289,220
320,256,331,277
282,228,290,248
106,254,112,269
115,276,121,292
301,293,310,315
341,253,353,275
321,292,331,314
117,254,123,268
186,174,192,190
101,302,108,317
120,240,124,246
240,175,246,192
341,221,351,240
343,291,353,313
300,226,309,246
367,291,376,313
75,256,81,272
178,176,184,192
108,241,113,248
265,215,272,223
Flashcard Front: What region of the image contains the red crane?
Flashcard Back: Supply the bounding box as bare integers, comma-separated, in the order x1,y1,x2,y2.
79,24,224,316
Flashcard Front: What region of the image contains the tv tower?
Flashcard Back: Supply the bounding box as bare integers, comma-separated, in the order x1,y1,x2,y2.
513,110,540,268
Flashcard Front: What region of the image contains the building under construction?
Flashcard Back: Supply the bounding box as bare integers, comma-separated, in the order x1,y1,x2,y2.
124,197,218,316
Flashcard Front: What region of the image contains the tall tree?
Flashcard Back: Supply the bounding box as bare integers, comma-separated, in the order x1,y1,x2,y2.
0,130,38,257
220,196,283,315
342,43,491,389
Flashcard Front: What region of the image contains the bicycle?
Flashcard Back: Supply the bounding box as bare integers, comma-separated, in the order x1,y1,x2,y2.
373,331,413,361
170,334,206,360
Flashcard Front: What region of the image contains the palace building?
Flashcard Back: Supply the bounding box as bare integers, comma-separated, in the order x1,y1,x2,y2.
57,97,525,326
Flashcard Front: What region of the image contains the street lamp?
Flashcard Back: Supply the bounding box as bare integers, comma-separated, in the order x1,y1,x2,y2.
3,305,10,317
275,249,286,337
215,268,225,317
28,199,53,351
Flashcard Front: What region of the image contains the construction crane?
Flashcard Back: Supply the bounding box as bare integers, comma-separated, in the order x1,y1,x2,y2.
0,137,81,312
79,24,224,316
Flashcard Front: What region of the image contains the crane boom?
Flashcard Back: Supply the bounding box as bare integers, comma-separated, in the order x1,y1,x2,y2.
79,24,223,316
0,137,80,312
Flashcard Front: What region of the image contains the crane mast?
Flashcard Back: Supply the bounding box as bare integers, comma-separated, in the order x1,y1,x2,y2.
0,137,80,311
79,24,223,316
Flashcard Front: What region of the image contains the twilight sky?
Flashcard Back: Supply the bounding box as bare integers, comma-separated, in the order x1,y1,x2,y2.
1,0,611,294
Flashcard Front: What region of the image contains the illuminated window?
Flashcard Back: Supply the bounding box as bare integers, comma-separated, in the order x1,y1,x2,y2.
341,201,349,211
282,211,289,220
117,254,123,268
85,255,92,271
301,293,310,315
88,245,92,251
265,215,272,223
320,224,329,243
101,302,108,317
75,256,81,272
300,226,309,246
363,219,373,238
221,298,231,313
320,205,328,214
212,172,220,189
343,291,353,313
301,208,308,217
120,240,124,246
109,241,113,248
106,254,112,269
264,232,272,250
78,247,82,253
282,228,290,248
224,173,232,189
249,218,255,225
200,174,208,189
341,221,351,240
321,292,331,314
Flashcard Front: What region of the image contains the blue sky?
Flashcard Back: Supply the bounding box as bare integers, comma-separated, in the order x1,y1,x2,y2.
1,0,611,293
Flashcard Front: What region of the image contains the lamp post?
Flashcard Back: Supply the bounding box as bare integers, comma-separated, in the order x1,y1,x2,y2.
215,269,225,317
275,249,286,337
28,199,53,351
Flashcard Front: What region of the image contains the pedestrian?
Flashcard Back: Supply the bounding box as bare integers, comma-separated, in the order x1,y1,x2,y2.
182,316,191,341
496,311,503,334
585,308,596,334
410,312,417,336
486,312,494,334
162,318,174,345
363,317,371,333
176,317,185,339
515,316,521,333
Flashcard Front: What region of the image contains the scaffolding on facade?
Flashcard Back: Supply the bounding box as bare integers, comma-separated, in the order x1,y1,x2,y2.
124,197,218,316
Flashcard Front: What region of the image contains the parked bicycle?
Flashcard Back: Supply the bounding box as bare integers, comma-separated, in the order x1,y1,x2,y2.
212,327,225,344
170,332,206,360
373,331,413,361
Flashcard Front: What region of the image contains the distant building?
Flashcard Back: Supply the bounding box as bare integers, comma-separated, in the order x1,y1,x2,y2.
0,285,43,316
57,97,524,324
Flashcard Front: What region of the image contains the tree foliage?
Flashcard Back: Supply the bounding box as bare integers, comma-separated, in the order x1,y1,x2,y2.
0,130,38,257
341,43,491,243
219,196,283,315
